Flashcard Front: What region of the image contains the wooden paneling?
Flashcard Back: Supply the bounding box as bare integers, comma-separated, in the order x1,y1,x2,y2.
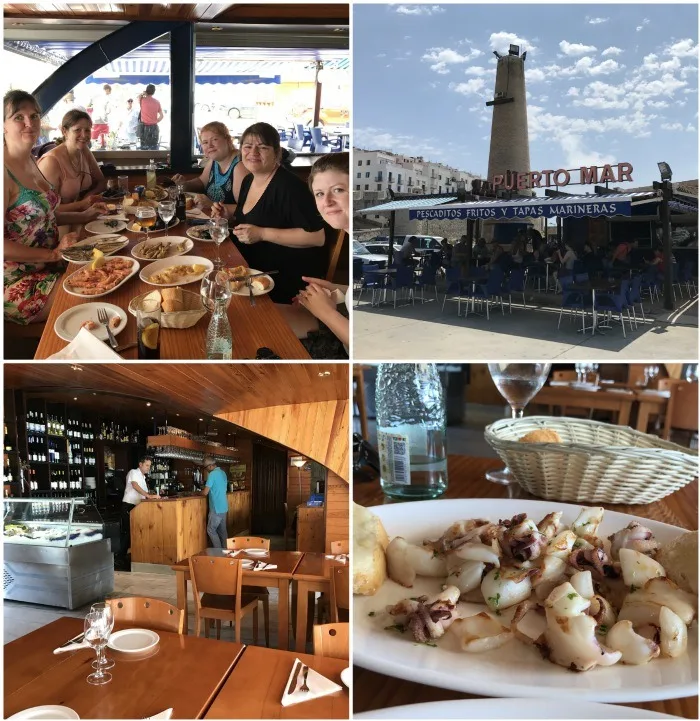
220,400,349,481
226,491,251,536
147,434,239,459
324,471,348,553
297,506,325,552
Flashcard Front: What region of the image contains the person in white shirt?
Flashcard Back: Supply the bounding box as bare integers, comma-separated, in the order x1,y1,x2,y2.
120,456,157,558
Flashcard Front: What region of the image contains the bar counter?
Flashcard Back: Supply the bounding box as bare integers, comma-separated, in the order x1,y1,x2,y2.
131,490,251,565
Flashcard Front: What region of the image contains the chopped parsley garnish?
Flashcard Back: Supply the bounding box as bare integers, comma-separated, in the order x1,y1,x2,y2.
432,549,440,558
597,624,608,635
368,611,376,617
629,584,638,593
572,540,583,549
567,592,577,600
494,571,500,580
425,642,438,647
487,593,501,607
384,623,406,633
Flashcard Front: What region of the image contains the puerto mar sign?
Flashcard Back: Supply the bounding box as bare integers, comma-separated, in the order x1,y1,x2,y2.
492,163,634,190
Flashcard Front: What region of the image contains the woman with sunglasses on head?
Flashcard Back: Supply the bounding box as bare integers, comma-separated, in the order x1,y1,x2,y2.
171,121,249,216
4,90,81,325
211,122,325,304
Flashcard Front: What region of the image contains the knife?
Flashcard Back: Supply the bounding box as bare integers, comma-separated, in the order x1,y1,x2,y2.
286,660,302,696
58,631,85,648
247,279,256,307
115,341,138,353
229,270,279,282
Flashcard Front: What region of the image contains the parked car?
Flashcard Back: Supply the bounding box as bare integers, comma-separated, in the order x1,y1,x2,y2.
353,240,387,267
363,242,402,256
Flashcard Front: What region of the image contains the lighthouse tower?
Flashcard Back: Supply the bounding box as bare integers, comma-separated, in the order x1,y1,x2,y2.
483,44,533,241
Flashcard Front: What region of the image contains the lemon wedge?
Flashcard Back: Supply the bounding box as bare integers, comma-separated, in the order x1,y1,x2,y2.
141,322,159,350
91,249,106,270
192,264,207,274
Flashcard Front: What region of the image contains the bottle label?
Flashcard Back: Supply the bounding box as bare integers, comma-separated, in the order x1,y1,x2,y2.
378,431,411,485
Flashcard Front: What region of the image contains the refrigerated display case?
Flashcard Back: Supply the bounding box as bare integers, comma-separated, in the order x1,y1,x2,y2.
3,497,114,609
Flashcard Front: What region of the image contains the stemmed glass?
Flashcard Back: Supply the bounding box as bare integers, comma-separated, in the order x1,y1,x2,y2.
136,206,157,242
486,363,552,486
84,608,112,685
200,269,232,313
158,200,176,237
89,602,115,669
209,218,229,268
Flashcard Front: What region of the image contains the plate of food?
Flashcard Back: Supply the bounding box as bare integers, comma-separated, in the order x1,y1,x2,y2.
220,266,275,296
140,256,213,287
101,187,127,200
131,237,193,261
54,302,127,342
128,217,180,234
122,197,159,213
63,256,140,298
61,235,129,264
353,499,698,703
186,225,214,242
85,219,128,235
98,203,128,221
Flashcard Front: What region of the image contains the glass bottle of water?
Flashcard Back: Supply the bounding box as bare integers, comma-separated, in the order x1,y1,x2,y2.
376,363,448,499
206,301,233,360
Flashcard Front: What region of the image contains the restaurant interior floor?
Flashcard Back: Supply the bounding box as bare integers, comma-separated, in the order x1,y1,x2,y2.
3,535,303,651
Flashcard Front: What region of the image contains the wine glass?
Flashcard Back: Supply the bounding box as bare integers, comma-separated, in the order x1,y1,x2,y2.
486,363,553,486
89,602,115,670
136,205,157,242
209,218,229,268
200,269,232,313
84,609,112,685
158,200,176,237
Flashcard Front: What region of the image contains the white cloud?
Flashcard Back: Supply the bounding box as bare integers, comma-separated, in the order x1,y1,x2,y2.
647,100,669,108
560,40,597,56
665,39,699,58
422,46,482,74
449,78,486,95
687,123,697,132
642,53,682,74
602,46,623,57
556,57,622,77
489,31,537,55
566,87,580,96
394,5,445,16
377,53,387,58
526,67,548,83
540,95,549,102
464,66,496,78
588,17,609,25
661,122,685,131
636,18,650,32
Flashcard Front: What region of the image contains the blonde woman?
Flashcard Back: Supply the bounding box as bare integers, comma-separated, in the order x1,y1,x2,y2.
172,121,249,216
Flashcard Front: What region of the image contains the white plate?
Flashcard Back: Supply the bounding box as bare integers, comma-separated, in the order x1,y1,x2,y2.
140,256,213,287
354,698,678,720
242,548,269,556
340,667,351,689
62,256,140,298
186,225,214,242
230,268,275,297
129,218,181,235
354,498,697,703
7,706,80,720
108,628,160,653
54,302,127,342
85,219,128,235
60,235,129,264
131,237,194,261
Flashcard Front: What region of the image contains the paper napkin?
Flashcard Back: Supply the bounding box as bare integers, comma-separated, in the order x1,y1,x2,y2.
186,207,209,219
281,659,343,707
146,709,173,720
253,563,277,571
48,327,122,360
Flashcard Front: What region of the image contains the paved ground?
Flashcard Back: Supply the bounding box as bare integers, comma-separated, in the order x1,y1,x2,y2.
353,286,699,360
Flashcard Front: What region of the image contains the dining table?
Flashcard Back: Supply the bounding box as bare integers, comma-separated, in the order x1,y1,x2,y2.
203,643,349,719
171,548,304,650
34,215,310,359
534,384,635,426
353,455,698,719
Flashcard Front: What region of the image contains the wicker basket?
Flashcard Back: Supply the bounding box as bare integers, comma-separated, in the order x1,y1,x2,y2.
484,416,698,505
128,289,206,329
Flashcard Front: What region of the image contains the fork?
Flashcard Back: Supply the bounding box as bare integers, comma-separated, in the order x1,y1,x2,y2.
246,278,256,308
300,665,310,692
97,308,118,349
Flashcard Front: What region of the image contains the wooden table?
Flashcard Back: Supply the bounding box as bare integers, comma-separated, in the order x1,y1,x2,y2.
171,548,304,650
534,385,634,426
353,455,698,718
204,644,348,719
35,221,310,359
4,617,245,719
634,388,671,434
292,552,348,653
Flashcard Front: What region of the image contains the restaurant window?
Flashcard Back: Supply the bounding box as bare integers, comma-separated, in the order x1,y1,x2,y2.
356,184,361,190
398,174,402,184
365,184,369,190
3,35,173,152
377,184,382,191
358,160,362,166
377,171,383,181
357,172,361,178
365,172,370,178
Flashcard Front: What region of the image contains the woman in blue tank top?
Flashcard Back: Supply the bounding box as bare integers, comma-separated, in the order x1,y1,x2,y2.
171,121,249,216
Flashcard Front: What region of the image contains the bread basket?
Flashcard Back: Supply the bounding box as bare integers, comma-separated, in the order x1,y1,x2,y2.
128,289,206,329
484,416,698,504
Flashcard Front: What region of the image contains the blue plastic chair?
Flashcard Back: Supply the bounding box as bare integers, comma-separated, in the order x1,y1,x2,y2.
671,263,684,301
680,260,697,296
558,275,592,332
415,265,438,302
465,266,505,320
442,267,465,314
574,272,589,284
640,267,661,304
595,279,632,338
353,258,364,289
310,126,330,153
355,265,382,307
627,275,645,328
385,266,415,308
505,268,527,311
295,123,312,148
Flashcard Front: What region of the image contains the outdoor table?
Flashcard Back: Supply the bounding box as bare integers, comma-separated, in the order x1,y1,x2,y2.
292,552,348,653
568,279,620,335
34,220,310,359
204,643,348,719
171,548,304,650
4,617,245,719
534,385,634,426
634,388,671,433
353,455,698,719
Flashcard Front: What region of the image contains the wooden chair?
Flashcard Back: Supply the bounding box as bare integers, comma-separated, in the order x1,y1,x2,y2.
313,622,349,661
283,502,296,551
106,597,184,635
663,381,698,441
330,540,349,555
189,556,260,644
330,565,350,623
552,370,577,382
326,229,348,282
225,536,271,646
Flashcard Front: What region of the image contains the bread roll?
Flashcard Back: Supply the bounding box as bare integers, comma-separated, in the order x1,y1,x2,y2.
353,502,389,595
519,429,562,444
185,197,194,210
656,531,698,594
131,192,140,201
123,198,136,207
229,280,246,292
228,265,248,279
161,286,183,312
251,276,271,291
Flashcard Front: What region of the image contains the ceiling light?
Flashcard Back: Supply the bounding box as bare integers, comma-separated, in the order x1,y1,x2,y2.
290,456,306,468
199,418,203,421
176,413,179,416
146,402,151,407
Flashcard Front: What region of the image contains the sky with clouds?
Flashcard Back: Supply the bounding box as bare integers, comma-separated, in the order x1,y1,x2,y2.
353,3,699,186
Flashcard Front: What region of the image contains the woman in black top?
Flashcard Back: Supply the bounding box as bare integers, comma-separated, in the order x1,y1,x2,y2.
212,122,325,304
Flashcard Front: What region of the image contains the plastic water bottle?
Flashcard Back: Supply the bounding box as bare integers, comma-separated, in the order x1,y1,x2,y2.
206,303,233,360
376,363,448,499
146,159,157,190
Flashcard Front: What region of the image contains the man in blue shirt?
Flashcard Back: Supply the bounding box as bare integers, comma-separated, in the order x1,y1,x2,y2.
200,456,229,548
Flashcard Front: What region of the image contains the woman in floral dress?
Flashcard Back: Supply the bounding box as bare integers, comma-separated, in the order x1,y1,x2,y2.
4,90,78,325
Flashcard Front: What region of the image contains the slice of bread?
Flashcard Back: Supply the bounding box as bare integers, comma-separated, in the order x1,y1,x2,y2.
519,429,562,444
161,286,184,312
251,276,271,291
353,502,389,595
656,530,698,594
